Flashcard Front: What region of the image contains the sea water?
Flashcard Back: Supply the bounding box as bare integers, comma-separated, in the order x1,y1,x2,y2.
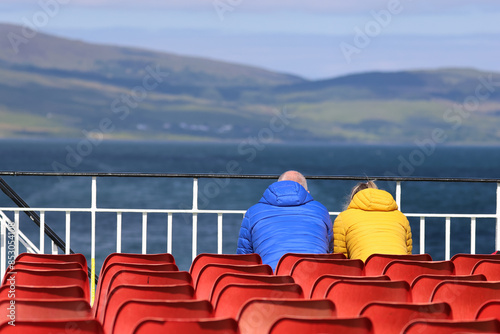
1,139,499,271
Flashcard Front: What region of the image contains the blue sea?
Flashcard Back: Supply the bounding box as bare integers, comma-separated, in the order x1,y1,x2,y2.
1,139,499,272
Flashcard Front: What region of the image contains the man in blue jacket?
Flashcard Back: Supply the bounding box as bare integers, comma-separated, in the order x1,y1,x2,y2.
236,170,333,272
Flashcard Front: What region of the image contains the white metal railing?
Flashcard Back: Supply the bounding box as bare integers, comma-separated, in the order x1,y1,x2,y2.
1,173,500,304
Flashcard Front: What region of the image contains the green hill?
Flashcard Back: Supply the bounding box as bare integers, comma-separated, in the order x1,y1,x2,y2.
1,23,499,143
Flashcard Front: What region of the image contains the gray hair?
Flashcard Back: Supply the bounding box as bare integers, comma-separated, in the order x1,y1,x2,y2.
278,170,308,190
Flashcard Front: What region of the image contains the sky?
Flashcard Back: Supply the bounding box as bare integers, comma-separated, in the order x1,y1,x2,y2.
0,1,499,79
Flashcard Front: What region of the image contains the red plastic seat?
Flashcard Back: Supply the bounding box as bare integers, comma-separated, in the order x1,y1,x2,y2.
360,301,451,334
213,283,303,319
268,316,374,334
100,284,195,330
325,280,411,317
274,253,346,276
2,268,90,301
382,260,455,285
111,299,213,334
0,285,85,300
6,261,85,272
471,260,500,281
476,300,500,321
238,298,336,334
133,318,238,334
411,274,486,303
0,298,91,321
209,273,294,303
0,319,104,334
100,252,175,271
290,258,364,298
195,263,272,300
190,253,262,286
15,252,88,269
93,269,191,318
364,253,432,276
430,281,500,320
310,274,389,299
402,318,500,334
93,263,179,316
450,253,500,275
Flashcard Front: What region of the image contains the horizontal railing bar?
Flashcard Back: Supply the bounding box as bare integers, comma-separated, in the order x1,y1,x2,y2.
0,171,499,183
0,208,497,219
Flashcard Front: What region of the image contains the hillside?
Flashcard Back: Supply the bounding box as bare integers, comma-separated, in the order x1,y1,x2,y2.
1,23,499,143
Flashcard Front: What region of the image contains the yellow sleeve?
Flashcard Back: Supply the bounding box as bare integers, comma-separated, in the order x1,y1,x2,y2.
333,213,348,258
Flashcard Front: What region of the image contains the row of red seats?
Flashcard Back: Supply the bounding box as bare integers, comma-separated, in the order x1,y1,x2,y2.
2,251,500,333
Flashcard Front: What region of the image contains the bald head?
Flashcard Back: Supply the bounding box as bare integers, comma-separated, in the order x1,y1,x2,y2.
278,170,308,191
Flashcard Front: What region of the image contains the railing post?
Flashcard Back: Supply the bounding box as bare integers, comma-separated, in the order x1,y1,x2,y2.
420,217,425,254
470,217,476,254
192,178,198,261
218,213,223,254
91,176,97,306
116,212,122,253
496,183,500,251
142,212,148,254
445,217,451,260
14,211,19,259
396,181,402,210
40,211,45,254
65,211,71,255
167,213,173,254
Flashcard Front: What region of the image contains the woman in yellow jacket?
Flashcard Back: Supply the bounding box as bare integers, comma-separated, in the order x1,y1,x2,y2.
333,181,412,262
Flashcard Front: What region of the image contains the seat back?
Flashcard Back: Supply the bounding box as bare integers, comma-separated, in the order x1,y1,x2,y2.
0,285,85,300
471,259,500,281
310,275,389,299
402,318,500,334
382,260,455,284
268,316,374,334
100,284,194,331
94,269,191,318
195,263,272,298
5,261,85,273
209,273,294,303
133,318,238,334
93,263,179,316
0,298,91,321
275,253,346,276
189,253,262,286
411,274,486,303
111,299,213,334
430,281,500,320
100,252,175,272
325,280,411,317
476,300,500,321
450,253,500,275
360,301,451,334
3,268,89,301
213,283,303,319
0,320,104,334
290,258,364,298
238,298,336,334
15,253,88,269
364,253,432,276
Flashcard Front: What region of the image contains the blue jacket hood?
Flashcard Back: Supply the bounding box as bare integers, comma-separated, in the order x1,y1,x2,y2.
259,180,313,207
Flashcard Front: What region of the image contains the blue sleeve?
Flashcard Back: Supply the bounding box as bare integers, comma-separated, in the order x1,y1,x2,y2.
236,211,253,254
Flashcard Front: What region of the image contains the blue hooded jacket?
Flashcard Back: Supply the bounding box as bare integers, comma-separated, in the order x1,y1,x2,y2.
236,180,333,271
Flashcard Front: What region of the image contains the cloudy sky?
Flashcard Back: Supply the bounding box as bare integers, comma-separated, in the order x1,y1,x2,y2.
1,1,499,79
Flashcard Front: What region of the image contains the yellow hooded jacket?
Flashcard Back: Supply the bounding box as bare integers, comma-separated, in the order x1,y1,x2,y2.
333,188,412,262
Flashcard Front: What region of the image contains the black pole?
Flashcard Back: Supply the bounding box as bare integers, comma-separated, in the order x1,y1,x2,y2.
0,176,97,283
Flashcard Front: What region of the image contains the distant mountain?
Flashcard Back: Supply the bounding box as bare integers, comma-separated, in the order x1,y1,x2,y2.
1,23,499,143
